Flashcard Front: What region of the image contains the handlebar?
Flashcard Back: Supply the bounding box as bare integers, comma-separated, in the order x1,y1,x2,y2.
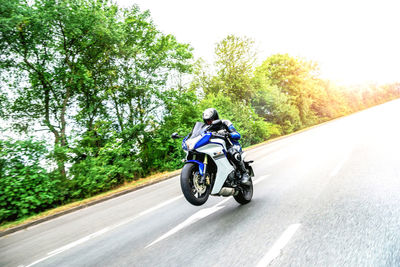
211,133,226,139
210,131,233,146
171,132,185,139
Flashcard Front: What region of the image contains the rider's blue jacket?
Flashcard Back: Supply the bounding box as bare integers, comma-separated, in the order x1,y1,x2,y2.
222,120,242,150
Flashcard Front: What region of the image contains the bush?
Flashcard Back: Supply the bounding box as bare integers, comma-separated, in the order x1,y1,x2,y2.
0,139,65,223
69,136,143,198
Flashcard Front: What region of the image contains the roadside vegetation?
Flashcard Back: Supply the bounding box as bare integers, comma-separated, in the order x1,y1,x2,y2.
1,0,399,225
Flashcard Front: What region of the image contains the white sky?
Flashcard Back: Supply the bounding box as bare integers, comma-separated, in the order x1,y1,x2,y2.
118,0,400,85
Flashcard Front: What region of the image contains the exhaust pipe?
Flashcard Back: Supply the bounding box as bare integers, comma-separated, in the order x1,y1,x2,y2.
218,187,237,196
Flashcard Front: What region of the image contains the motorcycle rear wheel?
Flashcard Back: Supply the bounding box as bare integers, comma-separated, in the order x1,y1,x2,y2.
180,163,210,206
234,177,253,205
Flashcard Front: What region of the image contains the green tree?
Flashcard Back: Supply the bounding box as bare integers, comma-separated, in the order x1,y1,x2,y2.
106,7,193,144
191,35,278,144
0,0,193,180
202,35,256,103
0,0,121,176
251,73,301,133
97,6,193,178
256,54,320,127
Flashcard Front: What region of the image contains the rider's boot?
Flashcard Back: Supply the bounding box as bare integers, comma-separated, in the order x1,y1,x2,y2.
238,160,250,185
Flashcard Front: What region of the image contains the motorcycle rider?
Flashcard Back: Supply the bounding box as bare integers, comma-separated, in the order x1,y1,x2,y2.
202,108,251,185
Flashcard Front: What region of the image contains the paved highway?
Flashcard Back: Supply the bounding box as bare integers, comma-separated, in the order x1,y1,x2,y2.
1,99,400,267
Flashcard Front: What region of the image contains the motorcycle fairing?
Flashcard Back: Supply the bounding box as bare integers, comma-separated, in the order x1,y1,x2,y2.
196,139,234,194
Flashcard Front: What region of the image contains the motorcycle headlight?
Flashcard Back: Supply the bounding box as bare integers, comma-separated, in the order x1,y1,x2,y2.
185,136,202,150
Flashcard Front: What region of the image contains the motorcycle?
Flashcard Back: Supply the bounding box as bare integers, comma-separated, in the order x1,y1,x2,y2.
171,119,255,206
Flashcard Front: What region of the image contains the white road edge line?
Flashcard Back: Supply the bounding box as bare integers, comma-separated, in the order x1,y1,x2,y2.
24,195,183,267
255,223,301,267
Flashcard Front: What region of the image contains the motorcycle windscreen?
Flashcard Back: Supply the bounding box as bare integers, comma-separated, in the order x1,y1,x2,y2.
189,122,208,138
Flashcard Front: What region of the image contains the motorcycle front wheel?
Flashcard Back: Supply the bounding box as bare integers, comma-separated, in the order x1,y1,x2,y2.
180,163,211,206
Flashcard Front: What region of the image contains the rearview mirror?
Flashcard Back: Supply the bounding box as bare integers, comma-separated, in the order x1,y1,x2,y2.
171,132,179,139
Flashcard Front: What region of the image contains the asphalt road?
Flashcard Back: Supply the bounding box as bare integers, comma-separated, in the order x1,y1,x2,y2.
1,99,400,267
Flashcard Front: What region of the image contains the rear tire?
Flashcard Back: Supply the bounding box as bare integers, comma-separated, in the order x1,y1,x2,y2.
234,177,253,205
180,163,210,206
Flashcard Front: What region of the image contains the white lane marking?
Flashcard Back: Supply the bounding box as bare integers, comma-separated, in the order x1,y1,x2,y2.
146,174,269,248
25,173,269,265
24,195,183,267
25,254,53,267
254,175,270,185
256,223,301,267
329,149,352,177
48,227,111,256
25,227,114,267
138,195,183,217
146,197,231,248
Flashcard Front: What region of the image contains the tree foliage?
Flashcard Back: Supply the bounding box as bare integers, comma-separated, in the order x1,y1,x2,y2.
203,35,256,103
251,73,301,133
0,139,65,222
0,0,192,179
0,0,122,176
255,54,321,126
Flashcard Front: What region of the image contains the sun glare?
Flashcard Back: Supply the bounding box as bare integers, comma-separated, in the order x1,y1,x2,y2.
119,0,400,85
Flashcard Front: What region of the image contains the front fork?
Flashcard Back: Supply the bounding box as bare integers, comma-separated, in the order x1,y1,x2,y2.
186,155,211,185
200,155,210,185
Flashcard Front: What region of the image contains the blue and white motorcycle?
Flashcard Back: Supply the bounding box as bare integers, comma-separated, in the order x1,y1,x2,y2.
171,120,254,206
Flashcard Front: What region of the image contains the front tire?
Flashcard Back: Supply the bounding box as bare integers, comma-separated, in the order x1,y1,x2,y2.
234,177,253,205
180,163,210,206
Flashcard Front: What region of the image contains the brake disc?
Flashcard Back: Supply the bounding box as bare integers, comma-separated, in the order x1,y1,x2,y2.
193,173,206,194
